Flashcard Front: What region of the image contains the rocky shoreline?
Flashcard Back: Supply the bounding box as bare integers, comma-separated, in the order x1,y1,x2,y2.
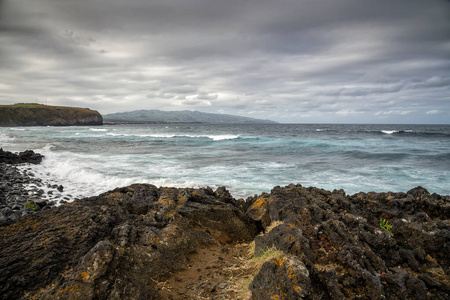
0,149,79,226
0,149,449,299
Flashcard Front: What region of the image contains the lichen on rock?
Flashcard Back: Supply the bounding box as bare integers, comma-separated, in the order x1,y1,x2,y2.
246,184,450,300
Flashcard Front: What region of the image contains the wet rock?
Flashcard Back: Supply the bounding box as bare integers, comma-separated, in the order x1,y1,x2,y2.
0,162,54,226
0,148,44,164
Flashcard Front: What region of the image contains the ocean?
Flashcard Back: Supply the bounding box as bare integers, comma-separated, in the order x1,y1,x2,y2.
1,124,449,202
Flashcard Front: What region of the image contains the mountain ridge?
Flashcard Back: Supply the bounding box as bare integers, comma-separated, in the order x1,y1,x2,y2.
103,109,278,124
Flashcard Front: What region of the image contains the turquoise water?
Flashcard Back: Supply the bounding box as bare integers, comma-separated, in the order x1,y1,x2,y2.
1,124,449,201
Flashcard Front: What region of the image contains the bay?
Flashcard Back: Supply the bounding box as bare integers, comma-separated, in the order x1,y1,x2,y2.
1,123,449,202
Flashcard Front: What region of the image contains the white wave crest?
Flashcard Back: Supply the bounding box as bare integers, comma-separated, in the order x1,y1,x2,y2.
0,132,15,142
8,128,26,131
186,134,240,141
89,128,108,132
19,157,150,201
105,132,239,140
381,130,399,135
106,132,127,136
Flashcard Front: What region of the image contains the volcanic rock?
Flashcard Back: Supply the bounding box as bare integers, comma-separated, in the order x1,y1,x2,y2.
0,184,258,299
247,184,449,299
0,148,44,164
0,181,448,299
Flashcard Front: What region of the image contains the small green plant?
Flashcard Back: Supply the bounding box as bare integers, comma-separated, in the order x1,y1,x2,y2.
24,200,38,211
380,218,392,233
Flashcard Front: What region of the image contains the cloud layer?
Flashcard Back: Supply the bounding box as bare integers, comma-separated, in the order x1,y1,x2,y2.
1,0,449,123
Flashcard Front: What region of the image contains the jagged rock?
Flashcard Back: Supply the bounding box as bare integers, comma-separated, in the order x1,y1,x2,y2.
250,256,312,299
247,184,450,299
246,192,271,229
0,180,448,299
0,148,44,164
0,184,258,300
0,158,54,226
254,223,314,262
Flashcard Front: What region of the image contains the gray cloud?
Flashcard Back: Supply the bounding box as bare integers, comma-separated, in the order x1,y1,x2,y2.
0,0,449,123
410,77,450,89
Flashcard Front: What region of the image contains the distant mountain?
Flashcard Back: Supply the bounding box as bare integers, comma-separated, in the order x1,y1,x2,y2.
103,109,278,124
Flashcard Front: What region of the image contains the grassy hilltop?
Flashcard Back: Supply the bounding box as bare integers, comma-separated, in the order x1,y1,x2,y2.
0,103,103,126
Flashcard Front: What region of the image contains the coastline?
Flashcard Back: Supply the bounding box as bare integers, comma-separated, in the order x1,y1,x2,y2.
2,123,449,198
0,149,77,226
0,149,56,226
0,149,449,299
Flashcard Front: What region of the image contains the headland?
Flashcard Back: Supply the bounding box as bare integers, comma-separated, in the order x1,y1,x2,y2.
0,103,103,126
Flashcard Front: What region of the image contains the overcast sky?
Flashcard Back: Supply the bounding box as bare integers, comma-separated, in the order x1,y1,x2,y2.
0,0,449,123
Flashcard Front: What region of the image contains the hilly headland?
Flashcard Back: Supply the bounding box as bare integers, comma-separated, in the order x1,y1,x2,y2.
0,103,103,126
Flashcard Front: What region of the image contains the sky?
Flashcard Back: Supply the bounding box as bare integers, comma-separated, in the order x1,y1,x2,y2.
0,0,449,123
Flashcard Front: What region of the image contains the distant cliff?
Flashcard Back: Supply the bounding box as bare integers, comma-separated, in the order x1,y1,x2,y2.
0,104,103,126
103,109,278,124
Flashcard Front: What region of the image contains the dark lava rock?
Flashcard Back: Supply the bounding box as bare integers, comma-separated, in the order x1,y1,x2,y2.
0,162,54,226
250,255,312,299
0,182,448,300
247,184,450,299
0,148,44,164
0,184,259,300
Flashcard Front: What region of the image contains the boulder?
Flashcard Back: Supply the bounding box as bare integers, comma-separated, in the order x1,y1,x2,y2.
250,256,312,299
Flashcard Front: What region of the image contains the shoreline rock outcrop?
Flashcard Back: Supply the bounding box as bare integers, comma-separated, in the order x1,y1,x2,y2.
247,185,449,299
0,148,44,164
0,184,259,299
0,149,56,226
0,103,103,126
0,150,448,299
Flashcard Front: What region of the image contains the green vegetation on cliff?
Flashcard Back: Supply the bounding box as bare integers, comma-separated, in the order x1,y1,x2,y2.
0,103,103,126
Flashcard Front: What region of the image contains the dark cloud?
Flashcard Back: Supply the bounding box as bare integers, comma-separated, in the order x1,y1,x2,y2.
0,0,449,123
